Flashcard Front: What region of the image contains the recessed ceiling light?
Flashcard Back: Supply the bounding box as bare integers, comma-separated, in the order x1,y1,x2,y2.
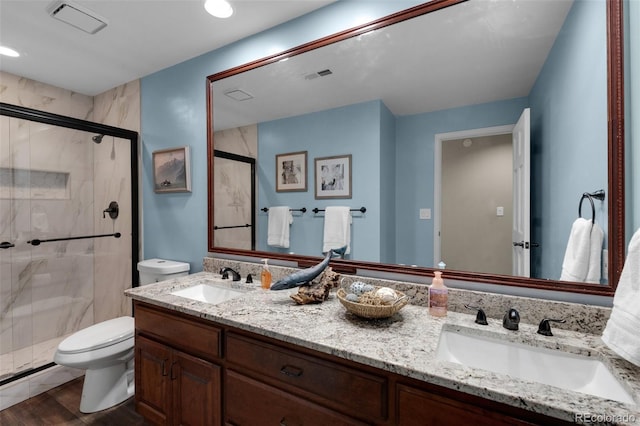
204,0,233,18
0,46,20,57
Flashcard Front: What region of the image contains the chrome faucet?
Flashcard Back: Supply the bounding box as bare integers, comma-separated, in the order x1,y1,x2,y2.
219,267,241,281
503,308,520,331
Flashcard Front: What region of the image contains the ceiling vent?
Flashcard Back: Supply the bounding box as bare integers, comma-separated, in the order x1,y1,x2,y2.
224,89,254,101
304,69,333,80
47,0,108,34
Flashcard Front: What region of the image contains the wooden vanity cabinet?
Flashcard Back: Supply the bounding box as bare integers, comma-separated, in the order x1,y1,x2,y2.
134,303,222,426
133,302,571,426
394,379,574,426
225,369,368,426
225,332,385,425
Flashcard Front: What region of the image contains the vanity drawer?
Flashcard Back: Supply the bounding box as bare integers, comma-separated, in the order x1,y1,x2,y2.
226,332,387,421
134,303,222,360
225,369,368,426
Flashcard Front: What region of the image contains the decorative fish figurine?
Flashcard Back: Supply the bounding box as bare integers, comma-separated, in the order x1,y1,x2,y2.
270,245,347,290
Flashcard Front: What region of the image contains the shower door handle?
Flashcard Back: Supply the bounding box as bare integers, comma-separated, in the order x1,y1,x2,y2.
0,241,15,249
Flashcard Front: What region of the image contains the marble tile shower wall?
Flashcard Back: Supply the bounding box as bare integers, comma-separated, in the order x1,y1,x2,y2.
0,72,140,379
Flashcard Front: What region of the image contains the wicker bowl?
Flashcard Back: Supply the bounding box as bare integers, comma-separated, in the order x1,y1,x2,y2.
337,287,408,319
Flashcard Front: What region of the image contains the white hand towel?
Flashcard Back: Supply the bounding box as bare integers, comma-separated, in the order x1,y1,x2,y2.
585,222,604,283
560,218,602,283
267,206,293,248
602,227,640,367
322,206,351,254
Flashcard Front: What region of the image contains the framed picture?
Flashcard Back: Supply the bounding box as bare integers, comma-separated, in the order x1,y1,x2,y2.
276,151,307,192
153,146,191,193
314,154,352,199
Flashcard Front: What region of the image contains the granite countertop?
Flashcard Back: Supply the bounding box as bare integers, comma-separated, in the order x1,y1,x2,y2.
126,272,640,425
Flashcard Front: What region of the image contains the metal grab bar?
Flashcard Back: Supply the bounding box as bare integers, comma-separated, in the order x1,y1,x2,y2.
214,224,252,230
312,207,366,214
27,232,121,246
261,207,307,213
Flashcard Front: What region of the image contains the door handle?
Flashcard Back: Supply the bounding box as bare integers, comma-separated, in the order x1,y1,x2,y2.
0,241,15,249
513,241,539,249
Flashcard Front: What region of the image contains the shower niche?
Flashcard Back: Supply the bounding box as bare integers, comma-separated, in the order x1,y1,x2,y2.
0,167,70,199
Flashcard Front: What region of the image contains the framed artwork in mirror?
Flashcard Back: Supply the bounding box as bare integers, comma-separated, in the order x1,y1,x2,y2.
153,146,191,193
315,154,352,199
276,151,307,192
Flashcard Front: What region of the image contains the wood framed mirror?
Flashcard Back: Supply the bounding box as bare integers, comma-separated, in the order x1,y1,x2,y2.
207,0,624,296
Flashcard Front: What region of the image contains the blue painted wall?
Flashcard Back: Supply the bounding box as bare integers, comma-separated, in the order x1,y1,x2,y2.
257,100,385,261
141,1,423,272
379,102,397,264
529,0,608,281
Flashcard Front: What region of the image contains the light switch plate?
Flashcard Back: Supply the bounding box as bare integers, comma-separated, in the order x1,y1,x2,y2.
419,208,431,220
496,206,504,216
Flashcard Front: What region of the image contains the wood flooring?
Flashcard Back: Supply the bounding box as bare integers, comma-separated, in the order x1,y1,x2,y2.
0,377,148,425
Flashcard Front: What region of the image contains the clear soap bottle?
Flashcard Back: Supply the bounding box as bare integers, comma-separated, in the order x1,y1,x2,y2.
261,259,272,289
429,271,448,317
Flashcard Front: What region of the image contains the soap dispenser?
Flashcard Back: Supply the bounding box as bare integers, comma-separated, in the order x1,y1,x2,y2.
429,271,448,317
261,259,272,289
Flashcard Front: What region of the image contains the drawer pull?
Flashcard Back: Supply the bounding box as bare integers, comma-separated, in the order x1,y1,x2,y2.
280,365,304,378
161,359,169,377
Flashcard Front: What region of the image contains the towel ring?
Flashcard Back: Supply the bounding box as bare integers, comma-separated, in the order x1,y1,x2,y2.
578,190,605,224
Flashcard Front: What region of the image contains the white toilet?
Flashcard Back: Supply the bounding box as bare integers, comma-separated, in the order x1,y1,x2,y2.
54,258,190,413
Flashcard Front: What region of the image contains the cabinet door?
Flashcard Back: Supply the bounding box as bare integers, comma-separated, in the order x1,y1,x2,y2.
225,370,367,426
136,335,172,425
171,350,221,426
397,384,535,426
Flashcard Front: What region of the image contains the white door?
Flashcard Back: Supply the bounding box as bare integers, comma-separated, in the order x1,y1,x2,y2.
512,108,531,277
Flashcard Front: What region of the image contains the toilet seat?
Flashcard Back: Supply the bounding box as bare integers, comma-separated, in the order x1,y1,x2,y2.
57,316,134,354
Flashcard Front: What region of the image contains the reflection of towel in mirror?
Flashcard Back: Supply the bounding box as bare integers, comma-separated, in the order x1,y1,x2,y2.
267,206,293,248
559,218,604,283
323,206,351,255
602,227,640,367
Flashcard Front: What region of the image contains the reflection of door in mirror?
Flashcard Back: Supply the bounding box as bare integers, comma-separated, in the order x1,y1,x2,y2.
434,108,531,278
213,125,257,250
439,133,514,276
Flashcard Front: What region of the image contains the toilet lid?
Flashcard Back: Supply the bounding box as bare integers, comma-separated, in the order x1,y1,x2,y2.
58,316,134,354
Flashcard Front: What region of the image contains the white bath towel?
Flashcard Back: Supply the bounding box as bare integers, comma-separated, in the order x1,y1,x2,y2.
267,206,293,248
560,218,604,283
322,206,351,254
602,228,640,367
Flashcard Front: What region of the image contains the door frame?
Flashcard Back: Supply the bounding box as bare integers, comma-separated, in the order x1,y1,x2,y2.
433,125,515,267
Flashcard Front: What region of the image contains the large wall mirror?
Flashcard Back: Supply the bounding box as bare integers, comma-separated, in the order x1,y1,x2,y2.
207,0,624,296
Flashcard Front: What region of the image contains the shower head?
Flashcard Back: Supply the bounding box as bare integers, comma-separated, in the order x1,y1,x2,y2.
92,134,104,144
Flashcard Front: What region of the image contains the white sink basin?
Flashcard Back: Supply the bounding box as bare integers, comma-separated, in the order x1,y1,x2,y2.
171,284,245,305
436,328,635,405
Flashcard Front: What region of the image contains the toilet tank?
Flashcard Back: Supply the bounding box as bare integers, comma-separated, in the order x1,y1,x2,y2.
137,258,190,285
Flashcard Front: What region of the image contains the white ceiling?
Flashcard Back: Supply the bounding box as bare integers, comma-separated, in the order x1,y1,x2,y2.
0,0,335,96
213,0,574,130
